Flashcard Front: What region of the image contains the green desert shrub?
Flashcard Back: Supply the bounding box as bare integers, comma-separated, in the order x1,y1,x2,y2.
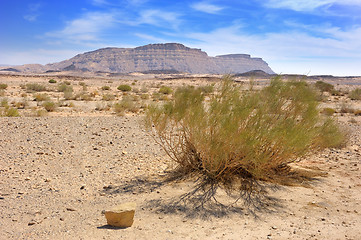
117,84,132,92
25,83,47,92
42,101,57,112
349,88,361,100
48,79,57,84
145,76,345,191
113,96,139,115
0,83,8,90
321,107,336,116
314,81,334,93
102,93,115,101
159,86,173,95
58,83,73,93
198,84,214,95
33,93,50,102
101,86,111,91
1,107,20,117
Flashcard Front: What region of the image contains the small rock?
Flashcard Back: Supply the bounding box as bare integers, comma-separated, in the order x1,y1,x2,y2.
28,221,36,226
66,207,76,212
103,202,136,228
25,177,31,181
122,151,127,155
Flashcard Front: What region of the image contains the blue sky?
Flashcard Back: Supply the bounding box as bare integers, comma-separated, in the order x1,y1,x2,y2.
1,0,361,75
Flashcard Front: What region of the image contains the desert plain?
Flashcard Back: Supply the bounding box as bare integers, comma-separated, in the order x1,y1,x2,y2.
0,72,360,239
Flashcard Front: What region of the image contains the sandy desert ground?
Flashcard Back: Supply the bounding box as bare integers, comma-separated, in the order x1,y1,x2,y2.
0,72,360,239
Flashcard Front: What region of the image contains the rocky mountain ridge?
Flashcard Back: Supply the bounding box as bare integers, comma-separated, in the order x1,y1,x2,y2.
1,43,275,74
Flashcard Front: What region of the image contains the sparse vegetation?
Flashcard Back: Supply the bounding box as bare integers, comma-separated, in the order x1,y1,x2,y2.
25,83,47,92
58,83,73,93
101,86,111,91
113,96,139,115
0,83,8,90
43,101,57,112
339,102,354,114
349,88,361,100
33,93,50,102
102,93,115,101
315,81,334,93
1,107,20,117
117,84,132,92
159,86,173,95
322,107,336,116
146,76,345,195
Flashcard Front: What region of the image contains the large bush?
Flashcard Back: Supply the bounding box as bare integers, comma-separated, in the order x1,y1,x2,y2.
145,76,345,189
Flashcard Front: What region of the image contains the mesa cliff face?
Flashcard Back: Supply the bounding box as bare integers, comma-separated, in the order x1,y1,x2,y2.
6,43,275,74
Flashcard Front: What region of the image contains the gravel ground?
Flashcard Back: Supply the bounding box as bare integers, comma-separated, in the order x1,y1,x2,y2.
0,116,360,240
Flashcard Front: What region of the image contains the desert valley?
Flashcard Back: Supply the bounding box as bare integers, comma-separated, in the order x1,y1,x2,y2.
0,43,361,240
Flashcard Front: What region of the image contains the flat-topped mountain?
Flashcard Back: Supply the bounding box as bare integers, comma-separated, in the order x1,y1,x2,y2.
3,43,275,74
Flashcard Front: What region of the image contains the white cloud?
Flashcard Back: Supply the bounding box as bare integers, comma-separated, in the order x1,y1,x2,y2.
263,0,361,11
191,1,224,14
45,12,116,43
134,33,168,42
137,9,182,28
24,3,42,22
185,24,361,75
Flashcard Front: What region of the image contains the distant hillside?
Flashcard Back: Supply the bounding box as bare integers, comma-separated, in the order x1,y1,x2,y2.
1,43,275,74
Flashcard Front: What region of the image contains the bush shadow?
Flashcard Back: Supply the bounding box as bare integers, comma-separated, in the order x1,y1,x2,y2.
101,173,288,219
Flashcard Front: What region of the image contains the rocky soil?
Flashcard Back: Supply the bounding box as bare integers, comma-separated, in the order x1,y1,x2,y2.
0,73,360,239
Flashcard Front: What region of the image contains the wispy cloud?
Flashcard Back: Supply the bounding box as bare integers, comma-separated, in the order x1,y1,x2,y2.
45,12,116,43
263,0,361,12
191,1,224,14
137,9,182,28
24,3,42,22
185,23,361,75
134,33,168,42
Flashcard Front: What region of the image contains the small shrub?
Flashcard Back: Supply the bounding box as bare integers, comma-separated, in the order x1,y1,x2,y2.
75,92,92,101
322,108,336,116
33,93,50,101
159,86,173,95
15,100,28,109
141,85,149,93
113,96,139,115
63,90,74,100
0,83,8,90
31,108,48,117
101,86,111,91
102,94,115,101
146,76,345,196
1,98,9,108
79,82,87,91
3,107,20,117
141,93,150,100
117,84,132,92
0,90,5,97
95,102,111,111
339,102,354,114
43,101,57,112
198,85,214,95
48,79,57,84
63,81,71,85
25,83,47,92
58,83,73,93
349,88,361,100
314,81,334,92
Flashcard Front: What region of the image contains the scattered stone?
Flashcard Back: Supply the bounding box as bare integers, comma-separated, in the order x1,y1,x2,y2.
66,207,76,212
103,202,136,228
